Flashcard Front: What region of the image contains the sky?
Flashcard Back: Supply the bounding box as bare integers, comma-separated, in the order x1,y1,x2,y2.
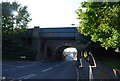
2,0,85,28
64,47,77,52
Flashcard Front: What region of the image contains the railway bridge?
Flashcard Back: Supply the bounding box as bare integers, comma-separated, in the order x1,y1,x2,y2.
27,26,89,61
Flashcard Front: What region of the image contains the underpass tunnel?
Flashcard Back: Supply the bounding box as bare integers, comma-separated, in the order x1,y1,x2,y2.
55,46,78,61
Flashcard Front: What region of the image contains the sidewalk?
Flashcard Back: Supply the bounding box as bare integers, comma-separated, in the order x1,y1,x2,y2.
77,58,90,79
95,60,118,79
77,58,118,80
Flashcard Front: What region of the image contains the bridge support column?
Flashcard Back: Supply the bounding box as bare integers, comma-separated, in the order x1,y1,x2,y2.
43,43,48,59
32,26,41,61
51,51,57,60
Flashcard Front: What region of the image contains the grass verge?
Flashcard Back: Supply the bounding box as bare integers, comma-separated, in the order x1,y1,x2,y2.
104,61,120,70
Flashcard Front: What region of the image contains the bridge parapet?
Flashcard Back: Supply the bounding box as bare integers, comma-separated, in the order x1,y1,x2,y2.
27,27,81,38
40,27,80,38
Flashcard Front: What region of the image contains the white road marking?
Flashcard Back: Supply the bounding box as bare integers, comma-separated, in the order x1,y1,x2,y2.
91,55,97,67
79,59,83,67
18,74,36,79
55,64,60,67
17,65,28,68
4,64,33,72
89,65,93,80
42,67,53,72
23,74,36,79
17,66,23,68
113,69,117,78
2,76,6,79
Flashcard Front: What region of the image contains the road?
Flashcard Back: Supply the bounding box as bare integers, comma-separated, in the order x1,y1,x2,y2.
2,60,78,80
2,58,118,80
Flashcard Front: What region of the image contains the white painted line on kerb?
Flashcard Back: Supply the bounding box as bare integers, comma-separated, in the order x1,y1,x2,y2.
89,66,93,80
18,74,36,79
91,55,97,67
79,59,83,67
113,69,117,78
42,67,53,72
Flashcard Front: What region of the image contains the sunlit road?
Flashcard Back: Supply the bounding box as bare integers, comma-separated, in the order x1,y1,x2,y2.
2,60,77,80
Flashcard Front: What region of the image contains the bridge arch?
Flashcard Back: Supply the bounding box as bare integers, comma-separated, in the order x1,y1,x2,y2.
54,45,78,60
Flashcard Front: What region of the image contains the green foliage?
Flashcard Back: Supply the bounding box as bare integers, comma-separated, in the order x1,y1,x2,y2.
1,1,35,60
2,31,37,61
1,2,31,35
76,34,91,44
76,1,120,52
104,61,120,70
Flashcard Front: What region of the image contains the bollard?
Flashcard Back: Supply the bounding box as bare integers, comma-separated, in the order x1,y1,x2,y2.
113,69,120,79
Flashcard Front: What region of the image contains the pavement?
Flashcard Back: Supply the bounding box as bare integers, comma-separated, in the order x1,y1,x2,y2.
94,61,118,79
77,57,118,80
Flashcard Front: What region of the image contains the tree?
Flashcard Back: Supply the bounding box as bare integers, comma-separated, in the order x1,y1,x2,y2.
1,1,33,60
2,1,31,34
76,1,120,52
2,1,32,48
